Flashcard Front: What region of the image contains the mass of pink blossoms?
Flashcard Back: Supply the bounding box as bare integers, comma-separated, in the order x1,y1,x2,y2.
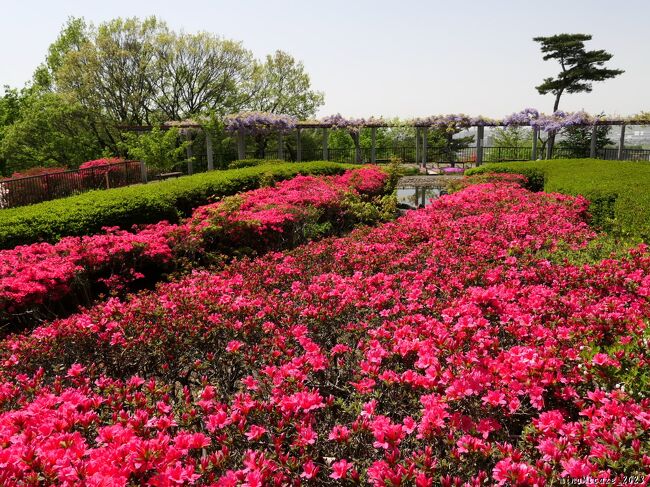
0,177,648,485
0,166,388,327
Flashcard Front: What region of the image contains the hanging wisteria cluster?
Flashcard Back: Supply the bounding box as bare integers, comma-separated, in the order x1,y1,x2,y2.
222,109,647,135
501,108,541,126
320,114,386,132
502,109,597,132
409,114,499,130
224,111,298,135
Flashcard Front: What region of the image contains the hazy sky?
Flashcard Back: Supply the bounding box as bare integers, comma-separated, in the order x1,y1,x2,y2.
1,0,648,118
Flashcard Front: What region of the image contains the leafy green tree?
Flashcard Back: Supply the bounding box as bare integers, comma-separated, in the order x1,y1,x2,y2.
492,127,533,148
121,127,190,172
533,33,623,155
557,125,613,158
152,32,255,120
533,33,624,112
0,88,28,175
56,17,166,126
33,17,89,91
247,51,324,118
56,17,258,126
0,92,102,175
245,50,324,157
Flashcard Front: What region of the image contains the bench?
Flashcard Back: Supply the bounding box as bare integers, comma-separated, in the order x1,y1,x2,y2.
157,172,183,180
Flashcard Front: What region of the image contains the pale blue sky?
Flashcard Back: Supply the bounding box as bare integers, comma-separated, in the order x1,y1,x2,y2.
1,0,648,118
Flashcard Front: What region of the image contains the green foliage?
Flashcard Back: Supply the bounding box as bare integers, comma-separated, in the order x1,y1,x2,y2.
491,126,534,148
342,193,397,226
121,127,189,172
0,92,103,174
467,159,650,241
33,17,88,91
557,124,613,157
247,50,324,119
383,157,404,193
226,159,284,169
0,162,352,249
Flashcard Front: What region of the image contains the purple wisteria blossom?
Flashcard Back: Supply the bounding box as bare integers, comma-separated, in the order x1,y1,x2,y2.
503,108,540,126
223,109,632,135
224,112,298,135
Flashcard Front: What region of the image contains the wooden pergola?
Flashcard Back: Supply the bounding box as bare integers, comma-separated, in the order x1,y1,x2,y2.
120,118,650,173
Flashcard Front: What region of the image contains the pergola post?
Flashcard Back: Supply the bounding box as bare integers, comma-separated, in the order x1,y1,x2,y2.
546,131,553,160
322,128,329,160
415,128,420,166
531,127,539,160
296,128,302,162
618,124,626,160
205,130,214,171
139,160,148,184
278,133,284,160
590,124,598,158
370,127,377,164
237,130,246,160
422,127,428,167
476,126,484,166
355,137,361,163
186,134,194,175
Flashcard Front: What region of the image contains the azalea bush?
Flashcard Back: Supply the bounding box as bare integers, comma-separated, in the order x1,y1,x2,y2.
0,178,648,484
0,166,390,328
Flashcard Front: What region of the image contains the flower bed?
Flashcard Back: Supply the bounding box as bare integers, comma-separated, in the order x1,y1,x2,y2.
0,166,389,328
1,179,648,484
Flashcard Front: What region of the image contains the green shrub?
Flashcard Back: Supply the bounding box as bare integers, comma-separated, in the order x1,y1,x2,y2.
226,159,285,169
0,161,353,249
466,159,650,241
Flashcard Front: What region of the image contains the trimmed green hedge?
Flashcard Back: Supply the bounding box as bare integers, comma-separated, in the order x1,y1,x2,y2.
0,161,353,249
226,159,285,169
467,159,650,240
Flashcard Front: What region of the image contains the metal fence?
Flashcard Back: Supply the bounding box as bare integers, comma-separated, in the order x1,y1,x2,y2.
4,146,650,209
0,161,142,209
186,145,650,168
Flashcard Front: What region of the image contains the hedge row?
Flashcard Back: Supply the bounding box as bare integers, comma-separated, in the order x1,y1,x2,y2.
466,158,650,240
0,161,351,249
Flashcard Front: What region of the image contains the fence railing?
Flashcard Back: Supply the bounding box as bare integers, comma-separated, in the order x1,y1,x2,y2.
4,146,650,209
0,161,142,209
190,146,650,167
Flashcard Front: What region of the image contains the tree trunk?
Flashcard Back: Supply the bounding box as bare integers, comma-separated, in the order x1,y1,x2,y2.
553,92,562,112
